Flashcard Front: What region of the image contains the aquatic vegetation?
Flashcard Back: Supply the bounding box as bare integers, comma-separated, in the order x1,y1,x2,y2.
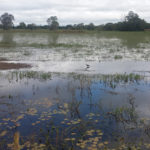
0,87,150,149
10,71,52,80
3,100,150,149
0,42,84,49
109,73,141,81
114,55,123,59
0,131,7,137
23,51,31,56
1,31,150,61
26,108,37,116
97,73,143,89
108,104,138,123
1,31,150,149
0,41,16,47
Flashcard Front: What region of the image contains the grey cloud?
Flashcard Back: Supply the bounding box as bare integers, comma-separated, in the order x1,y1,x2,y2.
0,0,150,25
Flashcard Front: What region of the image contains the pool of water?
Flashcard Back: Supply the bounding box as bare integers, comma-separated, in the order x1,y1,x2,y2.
1,31,150,149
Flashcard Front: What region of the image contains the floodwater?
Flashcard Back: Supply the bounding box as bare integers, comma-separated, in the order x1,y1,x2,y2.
1,31,150,149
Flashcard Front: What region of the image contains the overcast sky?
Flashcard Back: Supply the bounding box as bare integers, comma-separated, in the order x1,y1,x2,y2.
0,0,150,25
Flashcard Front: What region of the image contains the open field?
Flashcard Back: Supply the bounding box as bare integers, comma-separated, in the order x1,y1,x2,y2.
1,31,150,149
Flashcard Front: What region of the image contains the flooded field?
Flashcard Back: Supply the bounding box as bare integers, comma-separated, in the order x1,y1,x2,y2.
1,31,150,149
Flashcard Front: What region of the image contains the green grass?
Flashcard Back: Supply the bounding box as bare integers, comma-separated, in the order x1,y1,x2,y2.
11,71,52,80
0,41,83,48
26,43,83,48
114,55,123,59
0,29,94,33
0,29,149,34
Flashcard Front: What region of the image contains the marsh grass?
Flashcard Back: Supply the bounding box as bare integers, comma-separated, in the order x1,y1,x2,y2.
98,73,143,88
0,71,148,150
27,43,83,48
114,55,123,59
11,71,52,80
23,51,31,56
0,29,95,33
1,30,150,150
0,41,16,47
5,99,150,150
6,72,143,86
1,31,150,61
0,42,84,49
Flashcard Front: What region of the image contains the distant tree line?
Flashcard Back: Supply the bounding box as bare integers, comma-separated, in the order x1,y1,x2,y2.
0,11,150,31
101,11,150,31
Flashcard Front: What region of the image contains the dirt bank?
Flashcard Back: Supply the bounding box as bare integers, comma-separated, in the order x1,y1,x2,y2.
0,62,31,70
0,57,8,61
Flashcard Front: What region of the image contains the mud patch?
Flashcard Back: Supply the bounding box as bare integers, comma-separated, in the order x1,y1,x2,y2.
0,57,8,61
0,62,31,70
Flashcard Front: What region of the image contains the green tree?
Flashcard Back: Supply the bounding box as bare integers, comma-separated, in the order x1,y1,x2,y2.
76,23,84,30
125,11,138,22
0,13,15,30
123,11,147,31
102,11,147,31
27,23,36,30
103,23,115,31
19,22,26,29
47,16,59,30
86,23,95,30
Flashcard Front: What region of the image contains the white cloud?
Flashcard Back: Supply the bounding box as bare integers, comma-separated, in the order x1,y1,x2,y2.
0,0,150,25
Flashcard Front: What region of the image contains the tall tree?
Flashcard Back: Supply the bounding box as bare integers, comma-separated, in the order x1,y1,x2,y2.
125,11,139,22
0,13,15,30
27,23,36,30
76,23,84,30
101,11,147,31
19,22,26,29
87,23,95,30
47,16,59,30
123,11,147,31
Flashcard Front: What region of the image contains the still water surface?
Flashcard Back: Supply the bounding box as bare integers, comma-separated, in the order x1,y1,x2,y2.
0,31,150,149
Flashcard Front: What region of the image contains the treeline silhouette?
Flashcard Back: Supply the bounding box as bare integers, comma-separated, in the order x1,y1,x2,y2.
0,11,150,31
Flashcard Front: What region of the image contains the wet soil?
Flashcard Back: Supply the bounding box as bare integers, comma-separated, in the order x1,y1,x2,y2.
0,62,31,70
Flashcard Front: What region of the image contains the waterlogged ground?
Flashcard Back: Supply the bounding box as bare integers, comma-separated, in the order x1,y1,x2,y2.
1,31,150,149
1,31,150,62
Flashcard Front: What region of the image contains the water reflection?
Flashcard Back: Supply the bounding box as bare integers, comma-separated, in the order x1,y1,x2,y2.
47,33,59,45
96,32,150,48
1,31,150,149
0,72,150,148
0,33,16,48
0,32,150,61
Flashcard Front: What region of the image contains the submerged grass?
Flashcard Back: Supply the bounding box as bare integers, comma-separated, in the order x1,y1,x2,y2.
10,71,52,80
27,43,84,48
0,42,84,49
102,73,142,82
1,72,143,88
0,42,16,47
5,72,143,85
68,73,143,89
0,71,148,150
100,73,143,88
4,99,150,150
0,31,150,149
114,55,123,59
1,31,150,61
